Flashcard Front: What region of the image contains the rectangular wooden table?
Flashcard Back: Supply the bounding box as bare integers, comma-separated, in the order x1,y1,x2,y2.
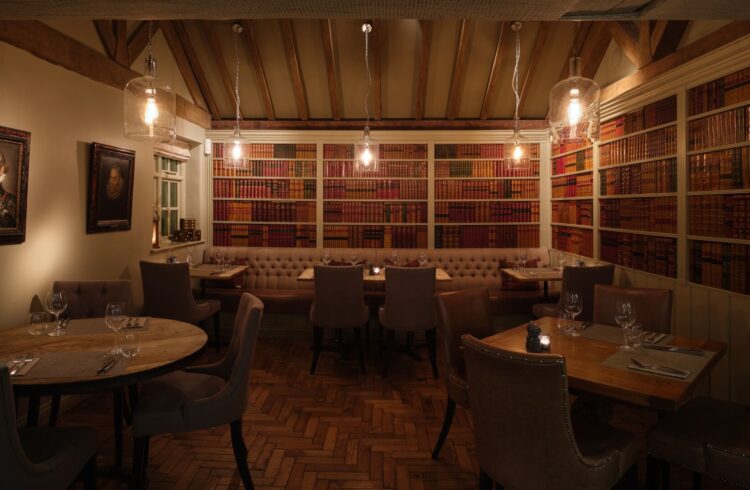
482,316,727,412
298,267,453,282
501,267,562,300
190,264,248,295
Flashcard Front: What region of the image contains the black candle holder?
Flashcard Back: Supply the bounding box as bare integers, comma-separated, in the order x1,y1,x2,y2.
525,321,550,353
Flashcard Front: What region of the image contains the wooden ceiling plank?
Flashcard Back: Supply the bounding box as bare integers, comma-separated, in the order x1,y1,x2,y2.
113,20,128,66
446,20,475,120
480,22,505,120
172,20,221,119
580,22,612,79
608,21,644,68
518,21,550,116
127,21,160,66
413,20,432,120
213,118,549,131
371,20,383,120
651,20,690,60
638,20,652,67
93,20,116,59
321,19,341,120
160,21,208,112
279,19,309,120
240,20,275,121
199,21,236,113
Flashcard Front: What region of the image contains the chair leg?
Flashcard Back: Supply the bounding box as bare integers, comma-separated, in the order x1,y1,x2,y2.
82,454,97,490
660,459,670,489
426,327,439,378
381,329,395,377
620,463,638,489
692,471,702,490
310,326,324,374
26,395,40,427
213,312,221,352
479,469,493,490
133,435,150,490
49,394,61,427
113,389,123,468
230,419,255,490
354,327,366,374
432,397,456,459
646,455,660,490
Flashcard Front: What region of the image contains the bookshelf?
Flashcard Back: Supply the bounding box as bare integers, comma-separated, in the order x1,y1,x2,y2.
687,66,750,293
433,143,540,248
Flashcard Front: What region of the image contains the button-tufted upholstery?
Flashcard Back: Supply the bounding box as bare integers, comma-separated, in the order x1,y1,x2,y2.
53,280,133,318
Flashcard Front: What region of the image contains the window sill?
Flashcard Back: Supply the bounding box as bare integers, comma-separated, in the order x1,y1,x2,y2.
149,240,205,255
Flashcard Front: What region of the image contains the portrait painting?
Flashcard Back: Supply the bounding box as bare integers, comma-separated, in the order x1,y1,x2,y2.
0,125,31,245
87,142,135,233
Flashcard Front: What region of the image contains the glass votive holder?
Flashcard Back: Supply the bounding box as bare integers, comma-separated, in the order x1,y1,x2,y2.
119,332,141,358
539,334,551,350
28,312,48,336
625,323,644,350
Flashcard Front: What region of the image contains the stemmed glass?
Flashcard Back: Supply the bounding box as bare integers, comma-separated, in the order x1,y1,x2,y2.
216,249,225,270
186,246,193,267
615,302,637,350
418,252,428,267
105,302,127,355
564,292,583,336
322,250,331,265
390,251,399,266
557,255,566,270
350,254,359,266
46,291,68,337
519,249,529,271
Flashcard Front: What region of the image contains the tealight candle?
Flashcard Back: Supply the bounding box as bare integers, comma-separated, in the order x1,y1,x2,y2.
539,335,551,349
372,266,381,275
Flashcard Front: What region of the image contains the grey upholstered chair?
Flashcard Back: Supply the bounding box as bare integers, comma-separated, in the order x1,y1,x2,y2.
461,335,639,489
594,284,673,334
0,365,98,490
309,265,368,374
379,266,438,378
132,293,263,489
139,261,222,350
432,288,495,459
532,264,615,321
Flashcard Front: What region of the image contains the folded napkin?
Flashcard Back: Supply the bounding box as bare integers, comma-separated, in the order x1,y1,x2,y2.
122,316,150,330
5,358,40,376
627,362,690,380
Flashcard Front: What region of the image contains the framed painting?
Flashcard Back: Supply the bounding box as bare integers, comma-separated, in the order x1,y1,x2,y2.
87,142,135,233
0,125,30,245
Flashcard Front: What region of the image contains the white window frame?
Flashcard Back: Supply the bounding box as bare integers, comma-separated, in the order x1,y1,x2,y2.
154,155,185,240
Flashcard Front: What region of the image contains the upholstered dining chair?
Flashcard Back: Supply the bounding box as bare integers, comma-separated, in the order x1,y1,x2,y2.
132,293,263,490
461,335,639,490
432,288,495,459
139,261,222,350
379,266,438,378
0,365,98,490
593,284,673,334
309,265,368,375
647,397,750,489
532,264,615,321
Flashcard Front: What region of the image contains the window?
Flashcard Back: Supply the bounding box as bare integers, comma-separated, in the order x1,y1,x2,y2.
154,155,184,238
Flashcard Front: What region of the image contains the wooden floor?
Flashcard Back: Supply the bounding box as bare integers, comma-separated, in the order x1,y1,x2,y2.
62,337,741,489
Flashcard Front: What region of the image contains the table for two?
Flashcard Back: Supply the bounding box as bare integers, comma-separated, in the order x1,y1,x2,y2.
297,266,453,282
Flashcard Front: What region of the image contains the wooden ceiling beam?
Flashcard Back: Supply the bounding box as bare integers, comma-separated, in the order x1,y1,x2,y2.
113,20,128,66
480,22,505,120
126,21,160,66
160,21,208,110
213,118,549,131
170,20,220,119
413,20,432,120
199,21,236,112
371,20,383,120
321,20,341,120
580,22,612,79
609,21,649,69
638,20,652,67
93,20,116,59
446,20,475,120
240,20,275,120
279,19,309,120
518,21,550,116
651,20,690,60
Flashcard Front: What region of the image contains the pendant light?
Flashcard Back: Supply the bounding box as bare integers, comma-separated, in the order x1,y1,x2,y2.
355,22,378,174
228,23,245,167
507,22,529,171
124,21,176,142
548,23,601,143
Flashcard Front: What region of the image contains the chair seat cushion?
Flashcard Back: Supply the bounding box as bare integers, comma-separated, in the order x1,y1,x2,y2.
19,427,97,488
133,370,226,437
532,302,559,319
572,412,640,475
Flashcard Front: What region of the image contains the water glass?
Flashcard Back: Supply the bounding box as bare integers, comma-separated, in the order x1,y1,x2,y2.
350,254,358,266
46,291,68,337
557,255,566,270
105,302,127,355
564,292,583,335
119,332,141,358
418,252,428,267
557,310,573,335
186,246,193,267
28,312,48,336
390,251,399,265
322,250,331,265
519,249,529,271
624,323,644,350
615,302,637,350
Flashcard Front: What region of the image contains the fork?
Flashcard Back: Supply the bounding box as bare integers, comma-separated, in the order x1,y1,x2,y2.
630,357,688,376
10,353,33,376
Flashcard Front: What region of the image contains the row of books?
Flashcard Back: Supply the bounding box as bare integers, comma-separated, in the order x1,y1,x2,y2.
687,105,750,151
600,95,677,141
551,201,593,226
323,144,428,159
600,197,678,233
688,194,750,239
212,160,316,178
434,201,540,224
322,225,428,248
213,200,316,223
434,160,540,178
324,161,428,178
599,125,677,166
551,226,593,257
689,240,750,294
213,143,316,159
435,144,540,160
600,158,677,196
435,179,539,200
212,223,317,248
688,147,750,191
323,180,427,200
600,231,677,278
213,179,316,199
551,148,593,175
434,225,539,248
688,66,750,116
551,137,590,157
551,174,593,198
323,202,428,224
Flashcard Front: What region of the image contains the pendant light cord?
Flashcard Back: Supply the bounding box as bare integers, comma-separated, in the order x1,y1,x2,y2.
572,22,580,57
511,22,521,135
233,26,241,132
147,21,153,59
363,24,372,129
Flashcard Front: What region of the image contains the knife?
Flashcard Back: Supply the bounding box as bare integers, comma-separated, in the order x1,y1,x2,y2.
643,344,705,356
630,357,690,377
96,356,118,375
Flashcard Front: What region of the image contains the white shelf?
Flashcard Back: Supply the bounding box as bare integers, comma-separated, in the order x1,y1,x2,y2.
435,222,539,226
687,188,750,196
433,157,541,162
550,222,593,229
550,145,593,159
212,197,316,202
599,227,678,238
599,193,678,199
213,175,315,180
434,198,539,202
323,177,428,180
213,221,315,225
150,240,205,255
597,259,678,281
550,168,593,177
551,196,593,201
323,222,428,226
213,157,315,162
599,121,678,144
322,158,427,162
434,176,539,180
599,154,678,170
686,100,750,122
322,198,428,202
687,140,750,156
687,235,750,245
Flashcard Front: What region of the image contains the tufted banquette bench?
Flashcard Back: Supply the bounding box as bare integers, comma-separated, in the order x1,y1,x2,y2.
198,247,558,316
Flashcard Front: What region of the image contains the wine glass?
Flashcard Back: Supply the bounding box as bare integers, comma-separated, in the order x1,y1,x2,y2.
105,302,127,355
322,249,331,265
564,292,583,336
390,251,399,266
557,255,567,270
418,252,428,267
186,246,193,267
350,254,358,266
216,249,225,270
46,291,68,337
519,249,529,271
615,302,636,350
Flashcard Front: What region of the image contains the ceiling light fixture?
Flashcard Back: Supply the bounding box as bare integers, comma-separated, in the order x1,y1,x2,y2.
355,22,378,174
548,22,601,144
229,23,245,167
124,21,176,142
508,21,528,170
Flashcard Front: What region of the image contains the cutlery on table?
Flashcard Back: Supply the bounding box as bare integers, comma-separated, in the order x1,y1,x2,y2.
630,357,689,377
10,353,33,376
644,332,667,344
96,356,118,375
579,321,593,330
643,344,704,356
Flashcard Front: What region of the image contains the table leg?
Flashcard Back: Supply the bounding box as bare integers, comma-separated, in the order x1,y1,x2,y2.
113,390,123,468
544,281,549,301
26,395,40,427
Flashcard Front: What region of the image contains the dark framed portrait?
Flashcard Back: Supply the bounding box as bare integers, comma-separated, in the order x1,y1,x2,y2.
0,125,31,245
87,142,135,234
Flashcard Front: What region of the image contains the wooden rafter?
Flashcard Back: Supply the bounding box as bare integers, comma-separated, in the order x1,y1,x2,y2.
160,21,208,111
213,118,549,131
638,20,652,67
580,22,612,79
93,20,115,59
557,21,592,83
446,20,474,119
518,22,549,115
371,20,383,120
413,20,432,119
609,21,649,69
279,19,309,120
113,20,128,66
480,22,505,120
199,21,236,111
127,21,160,66
321,19,341,120
240,20,275,120
172,20,220,119
651,20,690,60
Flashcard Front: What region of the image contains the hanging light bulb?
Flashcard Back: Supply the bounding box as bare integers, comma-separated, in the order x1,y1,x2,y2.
549,23,601,144
124,21,176,142
228,23,245,167
506,22,529,172
355,23,379,174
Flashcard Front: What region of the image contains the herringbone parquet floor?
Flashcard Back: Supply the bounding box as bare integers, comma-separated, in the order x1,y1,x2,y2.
62,337,741,489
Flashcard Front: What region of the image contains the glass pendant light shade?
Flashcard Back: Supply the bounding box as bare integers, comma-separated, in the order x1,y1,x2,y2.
355,126,379,174
506,131,530,172
226,23,246,169
549,56,601,143
124,56,176,142
228,127,245,168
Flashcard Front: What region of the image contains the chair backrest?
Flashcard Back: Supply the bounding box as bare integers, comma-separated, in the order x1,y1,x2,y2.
0,366,36,483
437,288,494,381
594,285,673,333
311,265,365,328
559,264,615,321
461,335,619,488
381,266,437,331
53,280,132,318
139,261,199,321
